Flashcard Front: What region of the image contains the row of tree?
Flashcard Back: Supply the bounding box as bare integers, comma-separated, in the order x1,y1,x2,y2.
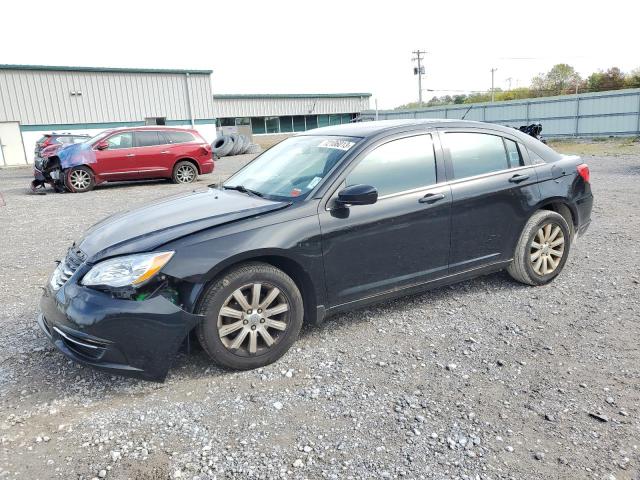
395,64,640,109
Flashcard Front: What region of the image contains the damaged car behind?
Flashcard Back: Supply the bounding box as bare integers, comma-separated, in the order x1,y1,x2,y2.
38,120,593,381
32,126,214,193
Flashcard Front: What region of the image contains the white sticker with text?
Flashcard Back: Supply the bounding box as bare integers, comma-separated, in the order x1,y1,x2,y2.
317,139,355,151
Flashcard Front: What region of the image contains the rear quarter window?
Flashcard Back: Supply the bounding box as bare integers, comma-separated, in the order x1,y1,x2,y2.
166,131,195,144
504,138,523,167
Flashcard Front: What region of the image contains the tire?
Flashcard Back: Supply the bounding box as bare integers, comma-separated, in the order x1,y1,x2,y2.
196,262,304,370
172,160,198,184
65,166,95,193
507,210,571,286
212,136,234,157
241,135,252,154
228,134,243,156
244,143,262,154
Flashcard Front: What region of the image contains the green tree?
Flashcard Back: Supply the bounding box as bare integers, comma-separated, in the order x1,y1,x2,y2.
531,63,582,96
495,87,535,101
623,68,640,88
587,67,626,92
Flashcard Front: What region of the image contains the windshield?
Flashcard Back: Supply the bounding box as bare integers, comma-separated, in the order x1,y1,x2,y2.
85,130,114,145
224,135,359,201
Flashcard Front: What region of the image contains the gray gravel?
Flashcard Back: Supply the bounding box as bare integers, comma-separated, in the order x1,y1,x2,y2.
0,152,639,480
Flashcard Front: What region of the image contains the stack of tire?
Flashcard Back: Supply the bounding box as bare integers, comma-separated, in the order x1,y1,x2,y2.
211,134,261,158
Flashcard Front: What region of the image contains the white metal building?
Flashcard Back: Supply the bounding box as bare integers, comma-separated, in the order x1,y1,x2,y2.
212,93,371,135
0,64,215,166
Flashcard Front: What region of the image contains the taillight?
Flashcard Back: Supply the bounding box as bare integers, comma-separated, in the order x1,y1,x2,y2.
577,164,590,183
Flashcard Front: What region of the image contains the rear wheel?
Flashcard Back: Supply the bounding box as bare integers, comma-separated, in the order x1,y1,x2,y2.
65,166,95,193
507,210,571,286
172,161,198,184
196,262,303,370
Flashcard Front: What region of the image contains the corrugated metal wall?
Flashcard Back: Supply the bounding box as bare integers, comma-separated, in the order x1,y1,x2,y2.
212,95,371,117
361,89,640,137
0,68,215,125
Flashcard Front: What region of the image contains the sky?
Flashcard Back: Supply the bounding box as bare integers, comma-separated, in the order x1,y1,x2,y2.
1,0,639,109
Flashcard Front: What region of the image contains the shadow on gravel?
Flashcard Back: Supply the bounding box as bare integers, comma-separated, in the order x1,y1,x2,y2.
5,270,526,405
303,270,524,336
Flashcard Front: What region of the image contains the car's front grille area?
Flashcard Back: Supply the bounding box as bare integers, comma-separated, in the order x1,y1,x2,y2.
50,247,85,290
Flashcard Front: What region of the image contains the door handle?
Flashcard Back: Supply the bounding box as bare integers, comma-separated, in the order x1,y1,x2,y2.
160,151,170,154
419,192,445,204
126,153,135,157
509,173,529,183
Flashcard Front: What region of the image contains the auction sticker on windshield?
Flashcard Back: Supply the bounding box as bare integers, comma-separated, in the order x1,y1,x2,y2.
317,139,355,151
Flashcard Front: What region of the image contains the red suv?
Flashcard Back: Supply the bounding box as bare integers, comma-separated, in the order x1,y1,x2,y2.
32,127,214,193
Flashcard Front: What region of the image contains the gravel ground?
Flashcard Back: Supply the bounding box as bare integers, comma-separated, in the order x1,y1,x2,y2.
0,151,638,480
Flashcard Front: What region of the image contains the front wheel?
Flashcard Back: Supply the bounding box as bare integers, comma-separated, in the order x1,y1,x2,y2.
507,210,571,286
196,262,303,370
65,166,95,193
172,160,198,184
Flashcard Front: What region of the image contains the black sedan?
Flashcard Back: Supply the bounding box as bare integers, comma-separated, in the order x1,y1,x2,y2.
38,120,593,381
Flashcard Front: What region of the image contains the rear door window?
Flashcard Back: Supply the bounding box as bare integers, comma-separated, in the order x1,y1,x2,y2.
347,134,437,197
134,131,162,147
445,132,510,179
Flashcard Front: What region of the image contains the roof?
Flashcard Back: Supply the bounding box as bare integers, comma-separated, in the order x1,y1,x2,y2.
100,126,199,132
0,64,212,75
298,119,467,137
299,119,562,161
213,93,372,99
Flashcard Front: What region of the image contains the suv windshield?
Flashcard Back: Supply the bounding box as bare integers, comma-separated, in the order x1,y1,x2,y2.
224,135,359,201
85,130,115,145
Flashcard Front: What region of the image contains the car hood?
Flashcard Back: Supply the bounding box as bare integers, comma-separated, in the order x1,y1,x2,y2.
78,188,289,261
58,142,97,168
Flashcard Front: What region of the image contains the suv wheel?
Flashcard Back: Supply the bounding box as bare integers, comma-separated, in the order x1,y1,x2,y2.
65,166,95,193
172,161,198,184
196,262,303,370
507,210,571,286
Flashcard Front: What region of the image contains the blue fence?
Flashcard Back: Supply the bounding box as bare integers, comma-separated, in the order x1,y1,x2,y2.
361,88,640,137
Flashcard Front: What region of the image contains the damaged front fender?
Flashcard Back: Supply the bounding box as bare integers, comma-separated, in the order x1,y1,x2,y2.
57,142,98,169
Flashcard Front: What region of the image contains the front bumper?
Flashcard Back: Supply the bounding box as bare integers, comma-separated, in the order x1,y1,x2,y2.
38,279,204,381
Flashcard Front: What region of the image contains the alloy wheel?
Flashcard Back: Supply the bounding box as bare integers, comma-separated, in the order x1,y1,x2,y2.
217,283,289,355
69,169,91,190
530,222,565,275
176,165,196,183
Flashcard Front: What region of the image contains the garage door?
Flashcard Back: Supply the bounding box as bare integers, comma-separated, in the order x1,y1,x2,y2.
0,122,27,166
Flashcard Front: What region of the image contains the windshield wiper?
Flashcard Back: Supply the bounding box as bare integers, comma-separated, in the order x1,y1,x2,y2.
223,184,264,197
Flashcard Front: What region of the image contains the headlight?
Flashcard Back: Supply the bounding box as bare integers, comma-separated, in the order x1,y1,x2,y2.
81,251,174,288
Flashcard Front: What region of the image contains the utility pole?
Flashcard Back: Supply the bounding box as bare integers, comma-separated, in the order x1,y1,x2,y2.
506,77,513,91
490,68,498,102
412,50,427,105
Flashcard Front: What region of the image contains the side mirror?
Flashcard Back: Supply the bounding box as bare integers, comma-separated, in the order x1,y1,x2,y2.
336,184,378,207
95,141,109,150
